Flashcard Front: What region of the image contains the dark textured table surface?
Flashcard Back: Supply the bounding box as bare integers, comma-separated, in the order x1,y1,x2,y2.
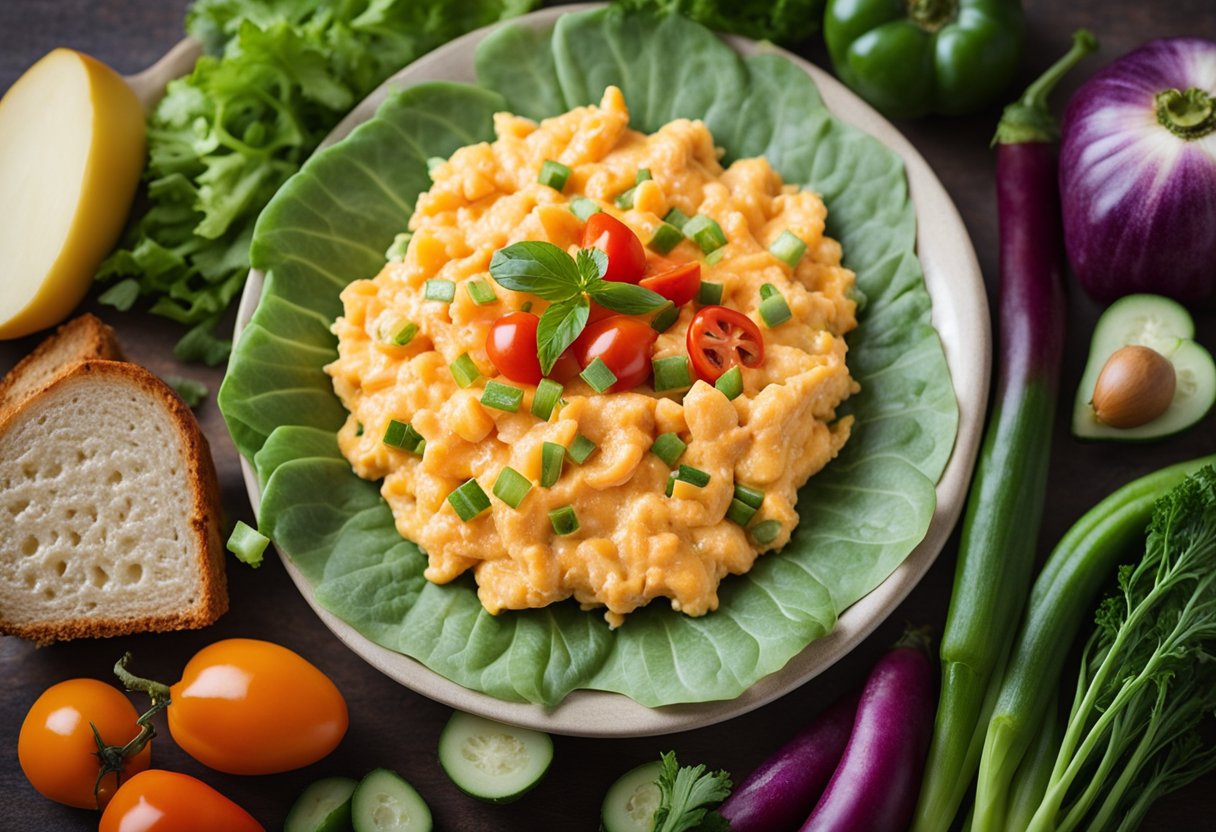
3,1,1216,830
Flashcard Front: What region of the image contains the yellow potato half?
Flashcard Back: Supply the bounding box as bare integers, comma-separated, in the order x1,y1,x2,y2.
0,49,145,339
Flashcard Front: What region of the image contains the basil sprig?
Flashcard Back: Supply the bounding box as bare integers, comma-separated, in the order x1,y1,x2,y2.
489,241,667,374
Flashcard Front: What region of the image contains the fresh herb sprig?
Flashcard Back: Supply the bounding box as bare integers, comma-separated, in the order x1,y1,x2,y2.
652,751,733,832
489,241,666,373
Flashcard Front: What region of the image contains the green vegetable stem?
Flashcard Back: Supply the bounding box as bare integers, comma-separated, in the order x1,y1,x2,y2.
823,0,1023,119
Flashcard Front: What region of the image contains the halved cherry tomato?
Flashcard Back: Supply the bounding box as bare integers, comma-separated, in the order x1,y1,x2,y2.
486,311,579,384
640,262,701,308
687,305,765,382
574,315,659,392
581,213,645,284
18,678,151,809
99,770,264,832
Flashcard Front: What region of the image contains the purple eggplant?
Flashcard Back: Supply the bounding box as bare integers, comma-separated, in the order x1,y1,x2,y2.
718,691,860,832
800,631,934,832
1060,37,1216,304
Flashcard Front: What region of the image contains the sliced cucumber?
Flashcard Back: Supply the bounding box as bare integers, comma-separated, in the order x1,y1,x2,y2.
286,776,358,832
351,769,432,832
1073,294,1215,441
600,761,663,832
437,711,553,803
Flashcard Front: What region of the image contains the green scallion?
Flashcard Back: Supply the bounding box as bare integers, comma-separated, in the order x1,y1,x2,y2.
615,186,637,210
715,365,743,400
683,214,727,253
540,442,565,487
650,433,687,467
226,521,269,568
676,464,711,488
663,207,690,230
769,230,807,267
697,281,724,306
521,301,533,313
759,283,779,300
450,354,481,388
652,355,692,392
355,422,364,437
760,292,793,328
665,473,676,497
531,379,563,421
548,505,580,536
481,380,523,413
651,302,680,333
391,322,418,347
385,232,412,262
726,498,758,527
448,478,491,522
424,279,455,302
649,222,684,255
704,248,727,267
751,519,782,545
492,467,533,509
539,159,572,191
383,419,425,454
466,279,497,306
567,434,597,464
580,357,618,393
734,483,765,510
569,197,601,221
635,168,652,183
426,156,445,175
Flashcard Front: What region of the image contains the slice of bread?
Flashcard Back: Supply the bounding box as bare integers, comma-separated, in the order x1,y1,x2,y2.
0,359,226,643
0,313,124,417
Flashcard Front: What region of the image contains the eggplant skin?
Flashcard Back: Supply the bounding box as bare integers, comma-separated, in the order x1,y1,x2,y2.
1059,37,1216,306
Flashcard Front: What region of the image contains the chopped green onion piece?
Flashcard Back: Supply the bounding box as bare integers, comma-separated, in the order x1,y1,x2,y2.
580,357,618,393
481,380,524,413
521,301,534,313
548,505,580,536
539,159,572,191
569,197,601,221
649,222,685,255
697,281,724,306
770,230,807,267
567,434,598,464
734,483,765,510
493,467,533,509
450,354,481,388
424,279,455,302
635,168,652,183
226,520,269,568
540,442,565,487
665,473,675,497
391,322,418,346
751,519,782,545
652,355,692,392
760,292,793,328
663,207,690,230
715,366,743,400
426,156,445,175
466,279,497,306
448,478,491,522
726,498,758,527
683,214,727,253
650,433,687,467
531,379,564,420
383,419,425,454
704,248,727,267
615,186,637,210
651,302,680,333
385,232,412,262
759,283,778,300
676,464,710,488
355,422,364,437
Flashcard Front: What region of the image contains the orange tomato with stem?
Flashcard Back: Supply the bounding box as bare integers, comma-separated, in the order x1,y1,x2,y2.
99,770,264,832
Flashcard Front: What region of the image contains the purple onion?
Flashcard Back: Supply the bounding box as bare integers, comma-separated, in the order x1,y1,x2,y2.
1060,38,1216,305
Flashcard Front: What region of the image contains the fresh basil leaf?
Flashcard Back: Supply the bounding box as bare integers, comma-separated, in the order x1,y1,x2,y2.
587,279,668,314
489,241,581,299
537,295,590,374
576,247,608,285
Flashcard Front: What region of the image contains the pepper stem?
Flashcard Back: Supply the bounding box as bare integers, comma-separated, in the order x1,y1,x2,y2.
90,654,173,810
907,0,957,32
1156,87,1216,139
993,30,1099,146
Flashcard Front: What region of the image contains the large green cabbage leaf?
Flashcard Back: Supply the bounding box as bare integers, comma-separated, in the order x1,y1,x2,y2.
218,8,958,707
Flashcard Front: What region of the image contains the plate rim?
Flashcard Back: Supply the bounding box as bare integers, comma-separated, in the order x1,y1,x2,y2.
233,2,989,737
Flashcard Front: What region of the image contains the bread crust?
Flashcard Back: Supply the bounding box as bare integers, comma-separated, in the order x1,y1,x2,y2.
0,359,227,644
0,313,125,418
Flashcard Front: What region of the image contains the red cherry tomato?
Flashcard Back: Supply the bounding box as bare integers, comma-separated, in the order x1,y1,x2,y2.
575,315,659,392
18,678,151,809
640,262,701,308
486,311,580,384
165,639,348,776
687,305,765,382
99,770,264,832
581,213,646,284
586,301,616,324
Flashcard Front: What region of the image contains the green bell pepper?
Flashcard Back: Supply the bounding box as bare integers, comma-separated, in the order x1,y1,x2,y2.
824,0,1023,119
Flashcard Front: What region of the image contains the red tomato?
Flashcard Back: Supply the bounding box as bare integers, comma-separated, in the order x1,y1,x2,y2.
99,770,263,832
486,311,580,384
640,262,701,308
586,301,616,324
166,639,347,776
581,213,646,284
687,305,765,382
575,315,659,392
18,678,151,809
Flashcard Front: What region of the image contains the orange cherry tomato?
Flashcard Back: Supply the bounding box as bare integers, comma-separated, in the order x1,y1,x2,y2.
166,639,347,775
99,770,264,832
18,678,151,809
581,213,646,284
486,311,580,384
687,305,765,382
640,262,701,308
574,315,659,392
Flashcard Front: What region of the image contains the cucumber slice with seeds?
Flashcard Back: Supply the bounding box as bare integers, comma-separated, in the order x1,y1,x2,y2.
601,761,663,832
351,769,431,832
438,711,553,803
